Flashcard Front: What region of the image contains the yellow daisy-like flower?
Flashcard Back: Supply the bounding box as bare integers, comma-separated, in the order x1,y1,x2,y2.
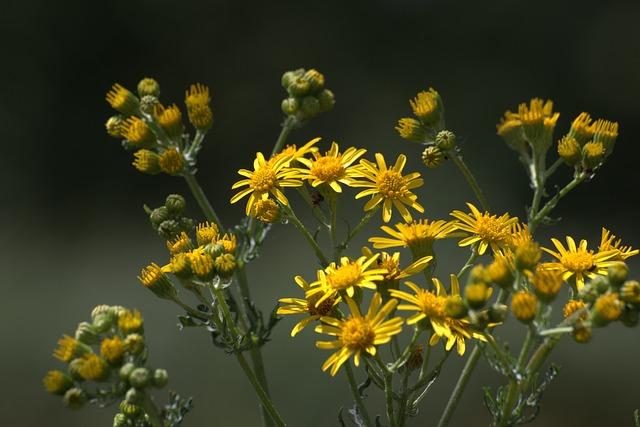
307,255,387,305
53,335,89,363
362,247,432,282
389,275,487,355
315,293,403,376
296,142,366,192
277,276,341,336
230,152,303,215
100,336,126,364
450,203,519,255
541,236,619,290
269,137,320,167
368,219,457,258
118,309,144,334
352,153,424,223
599,228,638,261
78,354,109,381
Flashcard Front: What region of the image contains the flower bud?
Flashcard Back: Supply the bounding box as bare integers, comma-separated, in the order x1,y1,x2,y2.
281,69,303,89
119,362,136,382
75,322,100,345
187,249,215,280
487,256,514,289
129,367,151,389
217,233,238,254
303,69,325,93
464,282,491,310
572,323,592,343
118,309,144,334
591,119,619,156
68,358,85,381
101,335,126,365
125,333,145,355
531,267,562,303
137,77,160,98
470,310,490,330
125,387,144,404
214,253,237,278
122,117,155,149
159,147,184,175
591,275,609,294
488,303,508,323
511,291,537,323
119,401,141,417
106,83,139,116
251,198,281,223
557,136,581,166
435,130,456,151
563,299,587,319
421,146,444,169
281,97,299,116
396,118,426,142
497,117,526,152
592,293,623,326
582,141,605,169
157,104,183,139
138,263,177,300
288,78,310,97
139,95,160,115
153,369,169,388
150,206,170,226
106,116,125,138
301,96,321,119
607,263,628,288
620,280,640,304
43,370,73,395
318,89,336,112
621,307,639,328
196,221,219,246
515,242,541,271
568,112,594,145
188,104,213,130
63,387,87,410
444,295,467,318
410,88,441,125
132,150,161,175
113,413,128,427
54,335,92,362
78,354,110,381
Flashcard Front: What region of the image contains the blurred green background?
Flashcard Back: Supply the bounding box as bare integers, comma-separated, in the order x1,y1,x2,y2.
2,0,639,425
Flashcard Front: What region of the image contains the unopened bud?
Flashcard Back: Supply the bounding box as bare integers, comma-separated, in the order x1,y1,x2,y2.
137,77,160,98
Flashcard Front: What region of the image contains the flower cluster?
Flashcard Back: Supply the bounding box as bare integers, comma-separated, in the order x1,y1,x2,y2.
44,306,180,426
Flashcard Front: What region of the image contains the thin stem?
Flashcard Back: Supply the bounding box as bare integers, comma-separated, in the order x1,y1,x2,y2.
544,157,564,180
530,173,586,233
269,116,297,158
516,326,536,370
457,249,479,279
183,172,224,231
141,392,163,427
397,366,411,427
448,149,490,212
436,346,480,427
282,204,330,266
390,327,421,372
538,326,573,336
329,194,339,261
383,368,397,427
345,362,373,427
336,206,379,258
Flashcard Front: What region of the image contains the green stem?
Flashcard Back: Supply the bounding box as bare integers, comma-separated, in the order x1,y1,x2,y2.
141,392,163,427
282,204,330,266
383,369,397,427
345,362,373,427
457,249,479,279
530,173,586,233
390,327,421,372
397,366,411,427
448,149,490,212
211,287,287,427
183,172,224,231
544,157,564,180
329,194,339,261
269,116,297,158
337,206,379,258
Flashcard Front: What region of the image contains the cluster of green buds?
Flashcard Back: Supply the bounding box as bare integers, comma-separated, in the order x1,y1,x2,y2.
144,194,194,240
280,68,335,121
44,306,183,426
105,77,214,175
450,265,507,328
395,88,452,169
556,113,619,171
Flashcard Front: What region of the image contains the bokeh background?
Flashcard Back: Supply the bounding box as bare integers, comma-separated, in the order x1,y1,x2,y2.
2,0,639,425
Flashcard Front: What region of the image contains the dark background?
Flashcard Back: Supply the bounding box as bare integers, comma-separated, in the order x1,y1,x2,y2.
2,0,639,426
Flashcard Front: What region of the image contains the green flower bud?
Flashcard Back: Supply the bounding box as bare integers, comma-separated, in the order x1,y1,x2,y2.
137,77,160,98
572,322,592,343
317,89,335,112
488,303,509,323
119,363,136,382
281,69,304,89
153,369,169,388
421,146,445,169
607,263,629,288
288,78,310,97
139,95,159,115
444,295,467,319
150,206,170,226
621,280,640,304
92,305,112,319
125,334,145,355
119,401,141,418
165,194,186,215
281,97,299,116
75,321,100,345
113,413,129,427
591,275,609,294
621,306,639,327
63,387,87,409
92,313,114,333
68,358,85,381
470,310,490,330
106,116,125,138
125,387,143,404
301,96,321,119
303,69,325,93
435,130,456,151
129,367,151,389
158,219,180,237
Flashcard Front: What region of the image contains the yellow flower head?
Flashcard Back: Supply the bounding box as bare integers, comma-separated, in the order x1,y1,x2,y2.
100,336,125,364
599,228,638,261
269,137,321,167
307,255,387,305
78,354,109,381
396,118,426,142
195,222,219,246
542,236,618,290
214,253,237,278
369,219,456,258
352,154,424,223
563,299,587,319
54,335,89,362
230,151,303,215
43,370,72,395
159,148,184,175
278,276,341,336
517,98,555,136
118,309,143,334
156,104,183,138
531,266,563,303
362,247,432,283
590,119,619,154
184,83,211,109
593,293,623,324
315,293,403,375
497,111,526,152
557,136,581,166
132,149,161,174
568,112,594,145
187,248,215,279
487,253,515,289
511,291,537,323
582,141,605,169
389,275,487,355
450,203,519,255
250,198,281,223
121,117,155,148
138,262,176,299
410,88,441,123
167,232,193,255
106,83,139,115
296,142,366,192
215,232,237,254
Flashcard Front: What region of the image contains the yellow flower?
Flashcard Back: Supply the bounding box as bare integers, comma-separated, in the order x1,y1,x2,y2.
106,83,139,115
563,299,587,319
362,247,432,283
138,262,176,299
184,83,213,130
450,203,519,255
599,228,638,261
389,275,487,355
250,199,281,223
590,119,618,155
396,117,426,142
269,137,320,167
78,354,109,381
132,149,161,174
277,276,341,336
100,336,125,364
307,255,387,305
166,232,193,255
568,112,594,145
53,335,89,362
511,291,537,323
541,236,618,290
121,117,155,148
410,89,441,123
353,154,424,222
230,151,303,215
315,293,403,375
196,222,219,246
187,248,215,279
531,266,562,303
156,104,183,138
43,370,72,395
159,148,184,175
215,232,237,254
296,142,366,192
593,293,623,324
118,309,143,334
369,219,456,258
497,112,526,152
517,98,556,141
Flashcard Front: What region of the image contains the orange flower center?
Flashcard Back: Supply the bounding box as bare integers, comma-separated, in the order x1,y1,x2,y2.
310,156,345,182
340,317,375,350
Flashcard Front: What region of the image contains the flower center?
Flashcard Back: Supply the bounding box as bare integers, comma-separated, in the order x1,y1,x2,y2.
340,317,375,350
415,290,446,318
250,167,277,192
377,170,407,199
327,263,363,290
379,257,401,280
474,215,509,242
306,293,335,316
560,250,594,272
310,156,345,182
